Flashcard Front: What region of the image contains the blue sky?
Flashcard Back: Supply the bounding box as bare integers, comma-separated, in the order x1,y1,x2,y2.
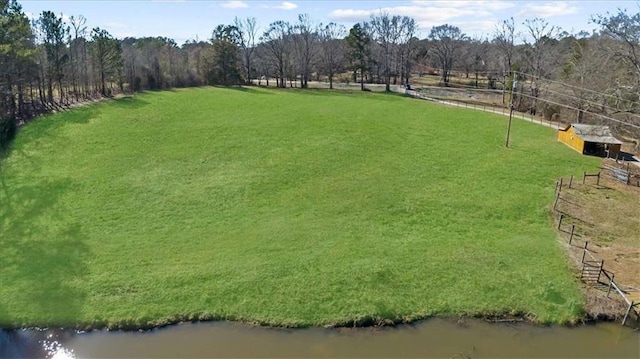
19,1,634,44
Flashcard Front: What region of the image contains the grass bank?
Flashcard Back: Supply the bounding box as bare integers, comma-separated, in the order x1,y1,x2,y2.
0,87,599,329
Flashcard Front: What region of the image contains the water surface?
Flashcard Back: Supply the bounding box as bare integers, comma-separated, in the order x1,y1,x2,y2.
1,318,638,358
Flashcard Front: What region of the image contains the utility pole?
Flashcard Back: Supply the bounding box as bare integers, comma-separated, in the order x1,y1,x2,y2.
505,71,516,148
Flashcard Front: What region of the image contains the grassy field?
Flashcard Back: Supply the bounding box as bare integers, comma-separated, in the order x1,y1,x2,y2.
0,87,600,328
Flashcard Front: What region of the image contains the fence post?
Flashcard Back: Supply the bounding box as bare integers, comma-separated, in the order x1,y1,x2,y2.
597,260,603,283
581,242,588,263
622,302,634,326
559,177,563,192
583,171,586,184
554,193,560,211
557,214,564,229
597,172,601,185
569,175,573,188
607,274,614,297
569,225,575,244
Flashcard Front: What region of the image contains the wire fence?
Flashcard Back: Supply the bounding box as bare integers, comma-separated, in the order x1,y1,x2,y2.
553,174,640,326
404,89,562,130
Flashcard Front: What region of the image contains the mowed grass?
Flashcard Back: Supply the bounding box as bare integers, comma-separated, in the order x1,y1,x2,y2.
0,87,600,328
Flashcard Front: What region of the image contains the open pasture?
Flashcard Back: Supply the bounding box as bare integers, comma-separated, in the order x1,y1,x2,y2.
0,87,600,328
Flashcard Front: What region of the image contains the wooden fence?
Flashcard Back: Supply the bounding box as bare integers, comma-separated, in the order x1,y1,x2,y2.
601,163,640,187
404,89,562,130
553,175,639,326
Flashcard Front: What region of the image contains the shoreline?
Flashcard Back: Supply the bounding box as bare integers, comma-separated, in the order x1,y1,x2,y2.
1,311,635,332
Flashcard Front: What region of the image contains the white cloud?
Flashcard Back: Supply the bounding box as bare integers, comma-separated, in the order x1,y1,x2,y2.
329,9,374,22
329,3,499,29
273,2,298,10
412,0,515,11
327,1,523,36
219,1,249,9
518,2,579,18
450,20,499,35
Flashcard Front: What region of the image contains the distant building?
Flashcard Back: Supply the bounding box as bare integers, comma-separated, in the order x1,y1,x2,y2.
557,124,623,158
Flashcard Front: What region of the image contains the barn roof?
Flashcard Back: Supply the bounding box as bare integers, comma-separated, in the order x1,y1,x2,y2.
570,124,623,144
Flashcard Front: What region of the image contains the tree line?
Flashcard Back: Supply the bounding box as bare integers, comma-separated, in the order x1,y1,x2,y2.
2,0,640,150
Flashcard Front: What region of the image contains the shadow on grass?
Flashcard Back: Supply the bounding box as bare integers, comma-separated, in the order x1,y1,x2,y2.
273,87,409,101
2,106,101,164
214,86,275,95
110,96,151,110
0,177,90,328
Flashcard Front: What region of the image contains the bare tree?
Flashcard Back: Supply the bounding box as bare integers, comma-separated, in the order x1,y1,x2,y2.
318,22,346,89
592,8,640,145
523,18,562,80
261,21,291,88
560,36,612,123
522,18,563,114
292,14,316,88
428,24,468,86
398,16,416,86
234,16,258,84
494,17,516,102
593,8,640,86
370,12,401,92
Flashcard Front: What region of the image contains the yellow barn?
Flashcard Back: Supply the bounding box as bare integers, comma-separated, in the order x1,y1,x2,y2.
557,124,623,158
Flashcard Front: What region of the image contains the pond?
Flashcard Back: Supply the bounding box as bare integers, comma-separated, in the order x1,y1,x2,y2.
1,318,638,358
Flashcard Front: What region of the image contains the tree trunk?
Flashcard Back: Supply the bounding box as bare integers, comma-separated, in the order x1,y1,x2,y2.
37,76,45,105
247,57,251,84
502,74,506,104
441,66,447,86
329,73,333,90
17,80,24,119
47,75,54,104
101,67,106,96
6,75,16,120
58,77,64,104
29,81,35,112
385,73,390,92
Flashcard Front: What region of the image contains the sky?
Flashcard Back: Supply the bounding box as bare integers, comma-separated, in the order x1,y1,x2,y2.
18,0,637,45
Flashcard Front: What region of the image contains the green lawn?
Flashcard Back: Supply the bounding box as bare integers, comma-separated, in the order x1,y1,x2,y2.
0,87,599,328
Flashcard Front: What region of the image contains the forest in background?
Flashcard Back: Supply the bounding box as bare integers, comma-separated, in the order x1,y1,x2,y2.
2,0,640,151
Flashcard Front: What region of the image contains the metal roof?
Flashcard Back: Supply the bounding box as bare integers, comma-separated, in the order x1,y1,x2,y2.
570,124,623,144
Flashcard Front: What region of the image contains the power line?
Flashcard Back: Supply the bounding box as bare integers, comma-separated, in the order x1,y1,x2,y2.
537,86,640,121
409,61,640,130
513,91,640,129
514,69,640,122
514,70,640,108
